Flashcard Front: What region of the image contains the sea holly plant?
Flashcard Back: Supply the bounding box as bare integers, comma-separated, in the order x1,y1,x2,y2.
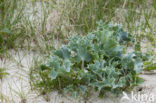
32,21,144,98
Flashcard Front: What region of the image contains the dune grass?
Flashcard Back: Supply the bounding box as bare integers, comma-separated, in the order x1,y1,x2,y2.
0,0,26,53
0,0,155,53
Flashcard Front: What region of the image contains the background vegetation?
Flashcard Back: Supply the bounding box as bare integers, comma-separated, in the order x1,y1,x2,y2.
0,0,155,53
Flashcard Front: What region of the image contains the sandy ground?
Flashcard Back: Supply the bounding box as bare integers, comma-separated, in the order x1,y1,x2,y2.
0,50,156,103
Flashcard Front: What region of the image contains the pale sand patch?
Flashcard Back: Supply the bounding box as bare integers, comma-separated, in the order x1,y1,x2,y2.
0,50,37,103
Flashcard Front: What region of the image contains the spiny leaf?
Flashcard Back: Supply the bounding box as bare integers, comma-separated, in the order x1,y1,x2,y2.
48,56,61,69
78,85,87,95
73,91,78,99
134,59,143,73
55,47,71,60
77,46,92,62
62,60,72,72
117,77,126,87
50,70,58,80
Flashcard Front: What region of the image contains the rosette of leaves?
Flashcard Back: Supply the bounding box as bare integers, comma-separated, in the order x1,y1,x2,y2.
37,22,144,98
